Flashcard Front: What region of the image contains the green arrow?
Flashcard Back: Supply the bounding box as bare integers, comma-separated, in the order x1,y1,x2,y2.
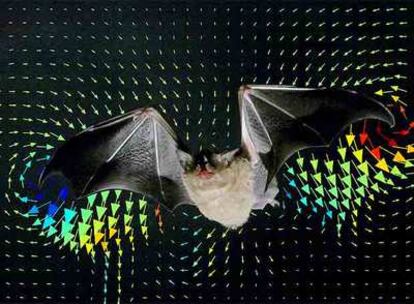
111,203,120,215
78,222,91,236
329,199,338,209
313,173,322,184
341,175,352,187
390,166,402,177
343,188,352,199
87,194,97,206
374,171,387,183
337,147,347,161
63,233,74,245
340,161,351,174
139,214,147,224
357,162,369,175
101,190,110,203
315,185,324,196
139,199,147,209
96,206,107,220
125,200,134,213
328,187,338,198
81,208,93,223
310,159,319,171
341,199,350,209
301,184,310,195
315,198,324,207
299,171,308,181
371,183,380,193
325,160,334,172
47,226,58,237
327,174,337,185
357,175,369,187
356,186,365,197
61,221,74,235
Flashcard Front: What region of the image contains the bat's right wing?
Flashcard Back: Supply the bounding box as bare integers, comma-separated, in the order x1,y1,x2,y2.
38,108,193,211
239,85,395,190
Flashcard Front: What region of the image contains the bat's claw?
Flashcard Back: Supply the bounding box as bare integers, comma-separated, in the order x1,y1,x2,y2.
141,107,155,115
239,85,251,96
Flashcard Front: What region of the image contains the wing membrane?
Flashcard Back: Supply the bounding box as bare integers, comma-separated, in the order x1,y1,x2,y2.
39,108,192,210
239,85,395,188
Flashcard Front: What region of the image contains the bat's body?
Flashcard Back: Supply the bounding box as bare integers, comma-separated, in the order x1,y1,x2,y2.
39,85,394,228
183,156,255,228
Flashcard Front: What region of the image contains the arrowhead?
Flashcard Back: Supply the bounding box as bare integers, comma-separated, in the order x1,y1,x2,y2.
310,159,319,171
337,147,347,161
393,151,406,163
353,149,364,163
139,199,147,209
359,133,368,145
370,147,381,159
376,158,390,172
391,95,400,102
346,134,355,146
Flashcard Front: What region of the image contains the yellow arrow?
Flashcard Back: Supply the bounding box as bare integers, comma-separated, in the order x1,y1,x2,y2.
376,158,390,172
391,95,400,102
346,134,355,146
393,151,406,163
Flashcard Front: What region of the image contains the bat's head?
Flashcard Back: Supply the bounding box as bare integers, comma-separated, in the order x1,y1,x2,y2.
179,148,241,179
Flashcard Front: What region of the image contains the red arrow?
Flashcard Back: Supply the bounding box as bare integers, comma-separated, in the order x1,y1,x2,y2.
371,146,381,159
359,132,368,145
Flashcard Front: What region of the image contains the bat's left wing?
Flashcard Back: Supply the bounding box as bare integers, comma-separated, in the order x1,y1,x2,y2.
38,108,193,211
239,85,395,188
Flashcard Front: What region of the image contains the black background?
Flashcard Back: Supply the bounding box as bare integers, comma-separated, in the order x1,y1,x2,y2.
1,1,414,303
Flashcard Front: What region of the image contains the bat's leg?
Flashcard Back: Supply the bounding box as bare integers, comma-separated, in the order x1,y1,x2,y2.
252,176,279,210
240,110,259,164
250,158,279,210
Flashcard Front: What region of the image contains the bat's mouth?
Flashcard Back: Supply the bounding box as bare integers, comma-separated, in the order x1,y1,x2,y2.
196,164,214,179
197,170,214,179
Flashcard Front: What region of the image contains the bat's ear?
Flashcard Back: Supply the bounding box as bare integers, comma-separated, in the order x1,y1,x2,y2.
222,148,240,162
177,149,194,170
212,148,240,166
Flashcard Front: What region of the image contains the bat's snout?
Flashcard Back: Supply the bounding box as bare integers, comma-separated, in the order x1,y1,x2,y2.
195,164,215,179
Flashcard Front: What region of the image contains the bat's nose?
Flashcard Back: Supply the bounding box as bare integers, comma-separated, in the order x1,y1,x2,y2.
197,170,214,179
196,165,214,179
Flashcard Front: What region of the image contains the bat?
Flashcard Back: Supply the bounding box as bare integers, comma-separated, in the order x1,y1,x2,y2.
38,85,394,228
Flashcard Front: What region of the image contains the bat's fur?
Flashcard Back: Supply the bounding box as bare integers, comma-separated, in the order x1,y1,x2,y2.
182,156,253,228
